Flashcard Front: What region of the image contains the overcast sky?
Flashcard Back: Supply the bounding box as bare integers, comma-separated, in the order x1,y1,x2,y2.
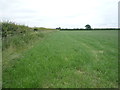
1,0,119,28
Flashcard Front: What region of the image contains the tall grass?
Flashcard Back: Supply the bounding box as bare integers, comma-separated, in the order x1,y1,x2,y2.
0,22,2,89
2,21,54,70
2,21,55,50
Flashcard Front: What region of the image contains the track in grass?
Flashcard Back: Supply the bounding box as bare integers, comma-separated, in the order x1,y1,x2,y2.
3,30,118,88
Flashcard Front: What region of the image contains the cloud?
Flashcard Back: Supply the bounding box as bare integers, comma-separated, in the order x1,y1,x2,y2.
1,0,119,28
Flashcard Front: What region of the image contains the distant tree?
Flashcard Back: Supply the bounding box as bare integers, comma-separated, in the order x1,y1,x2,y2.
85,24,92,30
56,27,61,30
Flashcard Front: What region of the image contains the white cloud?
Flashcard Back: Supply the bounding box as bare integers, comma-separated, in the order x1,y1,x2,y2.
1,0,119,28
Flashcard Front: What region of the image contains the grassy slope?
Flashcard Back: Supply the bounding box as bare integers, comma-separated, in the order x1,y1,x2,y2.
3,30,118,88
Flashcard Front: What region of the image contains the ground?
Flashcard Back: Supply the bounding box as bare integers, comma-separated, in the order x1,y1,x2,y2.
3,30,118,88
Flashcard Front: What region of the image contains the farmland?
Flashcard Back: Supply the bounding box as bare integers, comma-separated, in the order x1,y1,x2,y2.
0,38,2,89
3,30,118,88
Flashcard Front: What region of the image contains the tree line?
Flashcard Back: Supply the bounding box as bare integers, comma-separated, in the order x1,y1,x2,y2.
56,24,120,31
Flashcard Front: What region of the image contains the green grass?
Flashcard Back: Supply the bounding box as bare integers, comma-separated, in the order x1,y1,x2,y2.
0,22,2,89
2,21,55,71
0,38,2,89
2,30,54,70
3,30,118,88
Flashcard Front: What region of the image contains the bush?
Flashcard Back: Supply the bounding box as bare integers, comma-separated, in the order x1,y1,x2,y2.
2,21,30,38
1,21,46,51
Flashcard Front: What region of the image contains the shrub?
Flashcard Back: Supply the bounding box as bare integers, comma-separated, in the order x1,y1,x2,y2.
1,21,46,51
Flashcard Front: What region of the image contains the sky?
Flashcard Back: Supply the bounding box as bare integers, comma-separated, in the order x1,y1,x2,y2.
118,1,120,28
0,0,119,28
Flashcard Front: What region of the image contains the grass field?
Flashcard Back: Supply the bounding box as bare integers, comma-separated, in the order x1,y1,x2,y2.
3,30,118,88
0,38,2,89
